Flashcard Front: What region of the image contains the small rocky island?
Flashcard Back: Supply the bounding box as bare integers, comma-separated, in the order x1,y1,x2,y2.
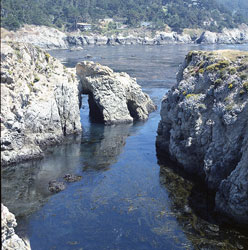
76,61,156,124
157,50,248,224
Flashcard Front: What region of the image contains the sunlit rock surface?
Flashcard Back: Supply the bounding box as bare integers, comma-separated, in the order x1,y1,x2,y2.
1,41,82,166
76,61,156,124
157,50,248,224
1,204,31,250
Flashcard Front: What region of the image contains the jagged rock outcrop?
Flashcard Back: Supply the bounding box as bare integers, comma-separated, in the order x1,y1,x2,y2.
1,204,30,250
76,61,156,124
157,50,248,224
196,24,248,44
1,41,82,166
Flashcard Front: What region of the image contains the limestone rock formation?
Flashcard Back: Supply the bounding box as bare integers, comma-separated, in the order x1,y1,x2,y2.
157,50,248,223
1,204,31,250
76,61,156,124
1,41,82,166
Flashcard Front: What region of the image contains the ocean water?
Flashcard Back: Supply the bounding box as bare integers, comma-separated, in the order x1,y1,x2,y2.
2,44,248,250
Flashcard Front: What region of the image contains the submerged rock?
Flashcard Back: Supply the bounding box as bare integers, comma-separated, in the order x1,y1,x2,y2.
48,180,66,193
76,61,156,124
157,50,248,224
1,204,30,250
1,41,82,166
63,174,82,182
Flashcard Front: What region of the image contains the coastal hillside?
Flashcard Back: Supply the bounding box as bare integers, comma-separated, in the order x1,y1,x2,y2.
157,50,248,223
1,0,247,32
1,41,82,166
216,0,248,19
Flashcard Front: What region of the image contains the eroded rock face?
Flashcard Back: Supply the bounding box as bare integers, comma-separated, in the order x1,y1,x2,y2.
1,41,82,166
1,204,30,250
76,61,156,124
157,50,248,224
3,25,68,49
196,24,248,44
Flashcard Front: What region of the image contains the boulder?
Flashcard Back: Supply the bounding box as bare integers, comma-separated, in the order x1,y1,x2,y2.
1,204,30,250
63,174,82,182
76,61,156,124
157,50,248,224
196,31,217,44
1,41,82,166
48,180,66,193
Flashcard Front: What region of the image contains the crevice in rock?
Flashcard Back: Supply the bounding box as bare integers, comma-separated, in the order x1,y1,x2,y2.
88,93,104,123
127,100,139,120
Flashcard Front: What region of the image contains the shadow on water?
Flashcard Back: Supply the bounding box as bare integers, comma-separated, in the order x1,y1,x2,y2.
1,135,82,217
80,123,132,172
157,151,248,250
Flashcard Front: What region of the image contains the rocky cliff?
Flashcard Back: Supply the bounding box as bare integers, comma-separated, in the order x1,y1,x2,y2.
2,24,248,49
196,24,248,44
1,41,82,166
157,50,248,224
76,61,156,124
1,204,30,250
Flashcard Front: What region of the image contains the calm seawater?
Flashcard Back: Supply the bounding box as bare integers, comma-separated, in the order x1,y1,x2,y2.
2,44,248,250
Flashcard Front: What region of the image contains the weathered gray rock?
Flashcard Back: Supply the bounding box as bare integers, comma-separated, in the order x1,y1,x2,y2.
1,204,30,250
63,174,82,182
196,24,248,44
48,180,66,193
5,25,69,49
3,24,248,49
157,50,248,224
1,41,82,166
76,61,156,124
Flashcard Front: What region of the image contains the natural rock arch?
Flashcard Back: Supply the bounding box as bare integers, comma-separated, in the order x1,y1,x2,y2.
76,61,156,125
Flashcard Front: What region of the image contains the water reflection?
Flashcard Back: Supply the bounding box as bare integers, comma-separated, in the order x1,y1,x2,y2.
81,124,132,172
1,135,81,217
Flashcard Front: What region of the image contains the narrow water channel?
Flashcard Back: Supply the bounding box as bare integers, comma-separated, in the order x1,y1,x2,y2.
2,44,248,250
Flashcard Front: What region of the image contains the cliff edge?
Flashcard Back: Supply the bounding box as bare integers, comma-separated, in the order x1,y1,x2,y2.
1,41,82,166
157,50,248,224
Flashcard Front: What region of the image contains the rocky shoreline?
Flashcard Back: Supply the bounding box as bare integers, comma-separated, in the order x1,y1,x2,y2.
1,41,155,166
1,24,248,50
156,50,248,224
1,40,248,248
1,204,31,250
1,41,82,166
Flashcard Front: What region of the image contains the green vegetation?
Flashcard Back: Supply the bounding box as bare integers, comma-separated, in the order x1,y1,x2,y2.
243,82,248,92
240,73,248,80
45,53,50,62
186,93,200,99
214,79,222,85
228,67,236,75
1,0,247,32
206,60,230,72
239,89,245,95
216,0,248,22
34,75,40,82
